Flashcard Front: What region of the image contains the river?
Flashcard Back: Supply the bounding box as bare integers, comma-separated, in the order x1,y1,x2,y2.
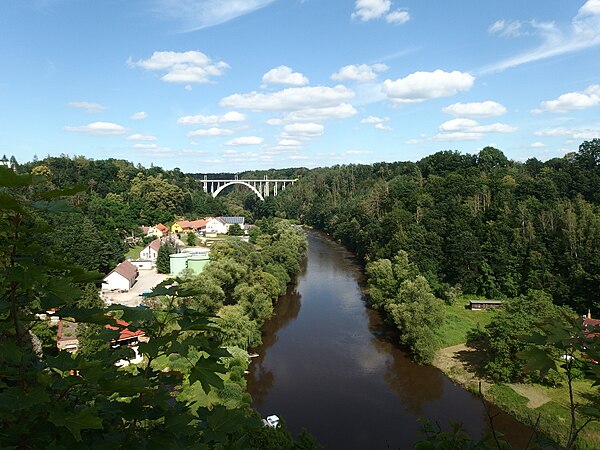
247,230,532,449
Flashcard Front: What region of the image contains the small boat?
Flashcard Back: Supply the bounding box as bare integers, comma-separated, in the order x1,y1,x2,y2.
262,415,280,428
249,352,259,358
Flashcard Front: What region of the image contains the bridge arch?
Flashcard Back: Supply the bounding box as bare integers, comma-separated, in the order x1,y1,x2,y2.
212,181,264,201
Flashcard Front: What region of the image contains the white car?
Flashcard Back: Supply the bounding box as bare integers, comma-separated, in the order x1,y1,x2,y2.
263,415,280,428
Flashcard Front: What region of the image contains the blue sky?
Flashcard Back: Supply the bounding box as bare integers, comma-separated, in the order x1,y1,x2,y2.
2,0,600,171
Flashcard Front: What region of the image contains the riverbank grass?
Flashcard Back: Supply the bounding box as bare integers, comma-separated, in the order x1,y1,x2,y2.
488,383,600,449
436,297,499,348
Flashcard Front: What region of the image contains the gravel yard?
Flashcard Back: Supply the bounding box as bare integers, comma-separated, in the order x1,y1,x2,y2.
102,269,169,307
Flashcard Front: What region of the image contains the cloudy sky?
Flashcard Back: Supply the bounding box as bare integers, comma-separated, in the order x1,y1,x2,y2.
2,0,600,171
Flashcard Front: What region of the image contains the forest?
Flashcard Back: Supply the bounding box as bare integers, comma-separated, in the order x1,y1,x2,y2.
2,139,599,448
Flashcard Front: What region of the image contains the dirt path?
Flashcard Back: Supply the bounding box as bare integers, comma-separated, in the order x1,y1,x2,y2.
509,383,551,408
432,343,492,394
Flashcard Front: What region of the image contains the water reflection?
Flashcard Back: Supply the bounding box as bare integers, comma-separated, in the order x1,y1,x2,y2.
248,284,302,406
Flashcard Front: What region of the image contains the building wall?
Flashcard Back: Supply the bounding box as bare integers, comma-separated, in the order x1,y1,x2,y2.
103,272,131,291
140,247,158,261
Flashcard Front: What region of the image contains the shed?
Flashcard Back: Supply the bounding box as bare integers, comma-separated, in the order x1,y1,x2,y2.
469,300,503,310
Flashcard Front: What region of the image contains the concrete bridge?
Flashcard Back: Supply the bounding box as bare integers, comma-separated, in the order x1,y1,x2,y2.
201,175,297,201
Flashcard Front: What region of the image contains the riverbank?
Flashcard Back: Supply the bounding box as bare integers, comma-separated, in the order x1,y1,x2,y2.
432,343,600,449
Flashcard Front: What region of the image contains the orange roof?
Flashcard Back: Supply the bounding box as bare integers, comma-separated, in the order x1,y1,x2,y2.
105,318,145,341
189,219,207,228
156,223,169,233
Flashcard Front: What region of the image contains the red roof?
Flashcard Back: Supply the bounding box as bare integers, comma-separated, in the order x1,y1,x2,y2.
156,223,169,233
148,238,161,252
112,260,138,281
583,317,600,339
105,318,145,342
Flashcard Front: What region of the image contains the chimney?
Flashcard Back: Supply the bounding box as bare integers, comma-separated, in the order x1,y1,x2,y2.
588,309,592,320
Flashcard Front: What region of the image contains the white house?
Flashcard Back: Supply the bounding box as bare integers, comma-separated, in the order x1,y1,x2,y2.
103,260,138,291
205,217,228,235
140,238,161,261
205,216,245,235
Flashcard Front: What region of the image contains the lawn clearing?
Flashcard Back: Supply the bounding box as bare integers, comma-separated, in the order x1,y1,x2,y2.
437,296,499,347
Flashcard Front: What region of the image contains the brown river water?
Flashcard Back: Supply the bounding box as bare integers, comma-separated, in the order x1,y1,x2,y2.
247,230,534,449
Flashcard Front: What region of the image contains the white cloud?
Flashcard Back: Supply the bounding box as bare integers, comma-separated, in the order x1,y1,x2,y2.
386,9,410,24
127,133,157,141
405,138,423,145
331,63,388,82
266,118,283,125
482,1,600,73
345,149,370,155
352,0,391,21
352,0,410,24
177,111,246,125
128,51,229,84
443,101,507,118
278,139,302,147
532,85,600,113
361,115,388,124
150,0,277,32
262,65,309,86
282,122,324,138
64,122,126,135
383,70,475,104
433,118,516,141
375,123,392,131
488,20,525,38
530,142,546,148
186,127,234,137
220,85,354,111
133,143,159,150
534,125,600,140
283,103,357,121
67,101,107,113
130,111,148,120
226,136,264,146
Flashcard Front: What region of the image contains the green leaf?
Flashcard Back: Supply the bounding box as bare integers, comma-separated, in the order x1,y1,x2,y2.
517,347,557,377
189,356,226,393
49,407,103,441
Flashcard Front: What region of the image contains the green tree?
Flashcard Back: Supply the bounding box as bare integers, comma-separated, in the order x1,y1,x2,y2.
156,240,176,274
186,232,197,246
386,276,445,364
228,223,244,236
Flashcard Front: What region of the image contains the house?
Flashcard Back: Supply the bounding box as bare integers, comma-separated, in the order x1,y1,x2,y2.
172,219,207,234
583,310,600,339
140,238,161,261
102,260,138,291
141,224,168,238
105,319,148,367
205,217,228,235
171,222,185,233
469,300,503,310
156,223,169,235
56,320,79,352
221,216,245,227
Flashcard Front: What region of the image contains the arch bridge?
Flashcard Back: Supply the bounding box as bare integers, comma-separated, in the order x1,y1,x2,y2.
201,175,297,201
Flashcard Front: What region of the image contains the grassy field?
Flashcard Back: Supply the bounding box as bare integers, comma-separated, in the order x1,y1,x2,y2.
436,296,499,347
125,244,144,260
